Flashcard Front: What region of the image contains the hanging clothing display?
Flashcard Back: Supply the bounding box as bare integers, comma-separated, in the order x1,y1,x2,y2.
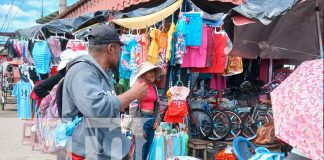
7,41,19,58
71,41,87,51
138,34,150,62
156,30,169,74
32,41,52,74
119,34,139,79
174,17,188,64
13,41,23,58
148,130,189,160
164,86,190,123
166,23,176,62
192,31,227,73
24,42,34,65
210,74,227,91
182,12,203,46
12,80,32,119
148,28,167,65
181,24,208,68
47,37,62,65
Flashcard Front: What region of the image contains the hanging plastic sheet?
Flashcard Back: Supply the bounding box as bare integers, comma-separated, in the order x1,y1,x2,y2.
230,0,323,60
190,0,236,14
233,0,299,25
112,0,183,29
15,11,109,39
115,0,176,18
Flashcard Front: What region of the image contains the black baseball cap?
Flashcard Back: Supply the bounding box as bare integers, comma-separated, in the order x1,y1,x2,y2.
88,24,125,46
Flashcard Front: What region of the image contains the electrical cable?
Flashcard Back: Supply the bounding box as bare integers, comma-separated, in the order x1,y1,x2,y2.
5,0,25,32
0,0,15,32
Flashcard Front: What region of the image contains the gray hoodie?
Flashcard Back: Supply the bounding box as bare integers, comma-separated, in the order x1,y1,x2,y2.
62,55,131,160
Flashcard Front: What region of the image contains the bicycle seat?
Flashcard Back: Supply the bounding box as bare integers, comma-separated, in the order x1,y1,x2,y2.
237,107,251,113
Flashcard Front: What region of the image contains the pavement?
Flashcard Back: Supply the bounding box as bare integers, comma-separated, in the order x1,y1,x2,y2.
0,101,56,160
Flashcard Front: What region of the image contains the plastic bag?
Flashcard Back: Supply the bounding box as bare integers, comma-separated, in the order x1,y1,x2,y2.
54,116,82,147
148,135,166,160
250,147,284,160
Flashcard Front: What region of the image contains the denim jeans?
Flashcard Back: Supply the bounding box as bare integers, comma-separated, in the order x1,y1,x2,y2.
142,113,155,160
132,112,155,160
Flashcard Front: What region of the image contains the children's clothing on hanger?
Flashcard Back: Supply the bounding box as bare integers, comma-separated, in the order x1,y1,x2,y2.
210,74,226,91
12,80,32,119
47,37,62,65
181,24,208,68
119,35,139,79
32,41,52,74
138,34,150,62
164,86,190,123
192,31,227,73
182,12,203,46
156,30,169,74
166,23,176,62
174,15,189,65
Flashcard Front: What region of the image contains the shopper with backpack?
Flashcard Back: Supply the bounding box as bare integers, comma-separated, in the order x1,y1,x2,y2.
33,49,86,99
61,24,148,160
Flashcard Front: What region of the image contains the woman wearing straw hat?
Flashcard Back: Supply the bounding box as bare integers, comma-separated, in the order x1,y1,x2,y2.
129,62,162,160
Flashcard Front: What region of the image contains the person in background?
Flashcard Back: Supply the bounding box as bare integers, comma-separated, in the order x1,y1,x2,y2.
130,62,162,160
33,49,86,98
62,24,148,160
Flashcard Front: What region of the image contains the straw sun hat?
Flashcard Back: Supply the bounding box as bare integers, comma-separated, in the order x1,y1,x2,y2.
130,62,162,87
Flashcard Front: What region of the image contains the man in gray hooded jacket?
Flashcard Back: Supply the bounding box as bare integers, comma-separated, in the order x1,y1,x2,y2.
62,24,148,160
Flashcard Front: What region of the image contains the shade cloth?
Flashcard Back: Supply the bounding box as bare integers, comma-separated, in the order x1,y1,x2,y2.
230,0,323,60
112,0,183,29
270,59,323,160
233,0,299,25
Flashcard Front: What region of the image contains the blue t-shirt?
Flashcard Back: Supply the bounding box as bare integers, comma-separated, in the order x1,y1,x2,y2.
12,80,32,119
119,35,139,79
32,41,51,74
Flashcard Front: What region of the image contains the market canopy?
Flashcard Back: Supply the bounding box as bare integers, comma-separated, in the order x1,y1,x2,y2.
112,0,183,29
230,0,323,60
15,10,109,39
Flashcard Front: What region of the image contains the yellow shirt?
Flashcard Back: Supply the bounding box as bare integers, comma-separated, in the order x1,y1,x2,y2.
148,28,160,64
166,23,176,62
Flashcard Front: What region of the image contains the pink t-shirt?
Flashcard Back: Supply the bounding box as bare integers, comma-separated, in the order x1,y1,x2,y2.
140,83,157,111
181,24,208,68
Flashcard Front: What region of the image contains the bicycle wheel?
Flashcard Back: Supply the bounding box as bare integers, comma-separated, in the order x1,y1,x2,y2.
208,110,231,141
241,112,272,140
223,110,242,141
189,108,214,139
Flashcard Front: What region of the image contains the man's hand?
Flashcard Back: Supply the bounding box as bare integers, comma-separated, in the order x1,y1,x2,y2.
129,81,148,100
118,81,148,111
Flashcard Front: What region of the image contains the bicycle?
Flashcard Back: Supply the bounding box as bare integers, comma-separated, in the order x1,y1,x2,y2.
228,81,274,140
189,92,231,141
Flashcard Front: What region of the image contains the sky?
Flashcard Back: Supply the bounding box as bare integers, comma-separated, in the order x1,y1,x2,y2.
0,0,77,32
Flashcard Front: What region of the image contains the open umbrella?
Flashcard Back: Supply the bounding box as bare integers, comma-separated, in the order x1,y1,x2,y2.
270,59,323,160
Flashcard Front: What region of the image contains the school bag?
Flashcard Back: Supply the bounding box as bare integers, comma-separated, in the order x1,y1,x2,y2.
34,59,104,153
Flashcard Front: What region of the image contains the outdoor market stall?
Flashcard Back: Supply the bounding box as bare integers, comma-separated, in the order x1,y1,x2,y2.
3,0,322,159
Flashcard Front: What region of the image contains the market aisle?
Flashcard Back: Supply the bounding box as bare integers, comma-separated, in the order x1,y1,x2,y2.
0,104,55,160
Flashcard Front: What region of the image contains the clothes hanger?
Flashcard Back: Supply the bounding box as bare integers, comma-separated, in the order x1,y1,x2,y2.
136,28,140,35
175,71,183,86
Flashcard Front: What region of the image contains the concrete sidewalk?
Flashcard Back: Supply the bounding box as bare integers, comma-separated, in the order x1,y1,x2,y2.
0,104,56,160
